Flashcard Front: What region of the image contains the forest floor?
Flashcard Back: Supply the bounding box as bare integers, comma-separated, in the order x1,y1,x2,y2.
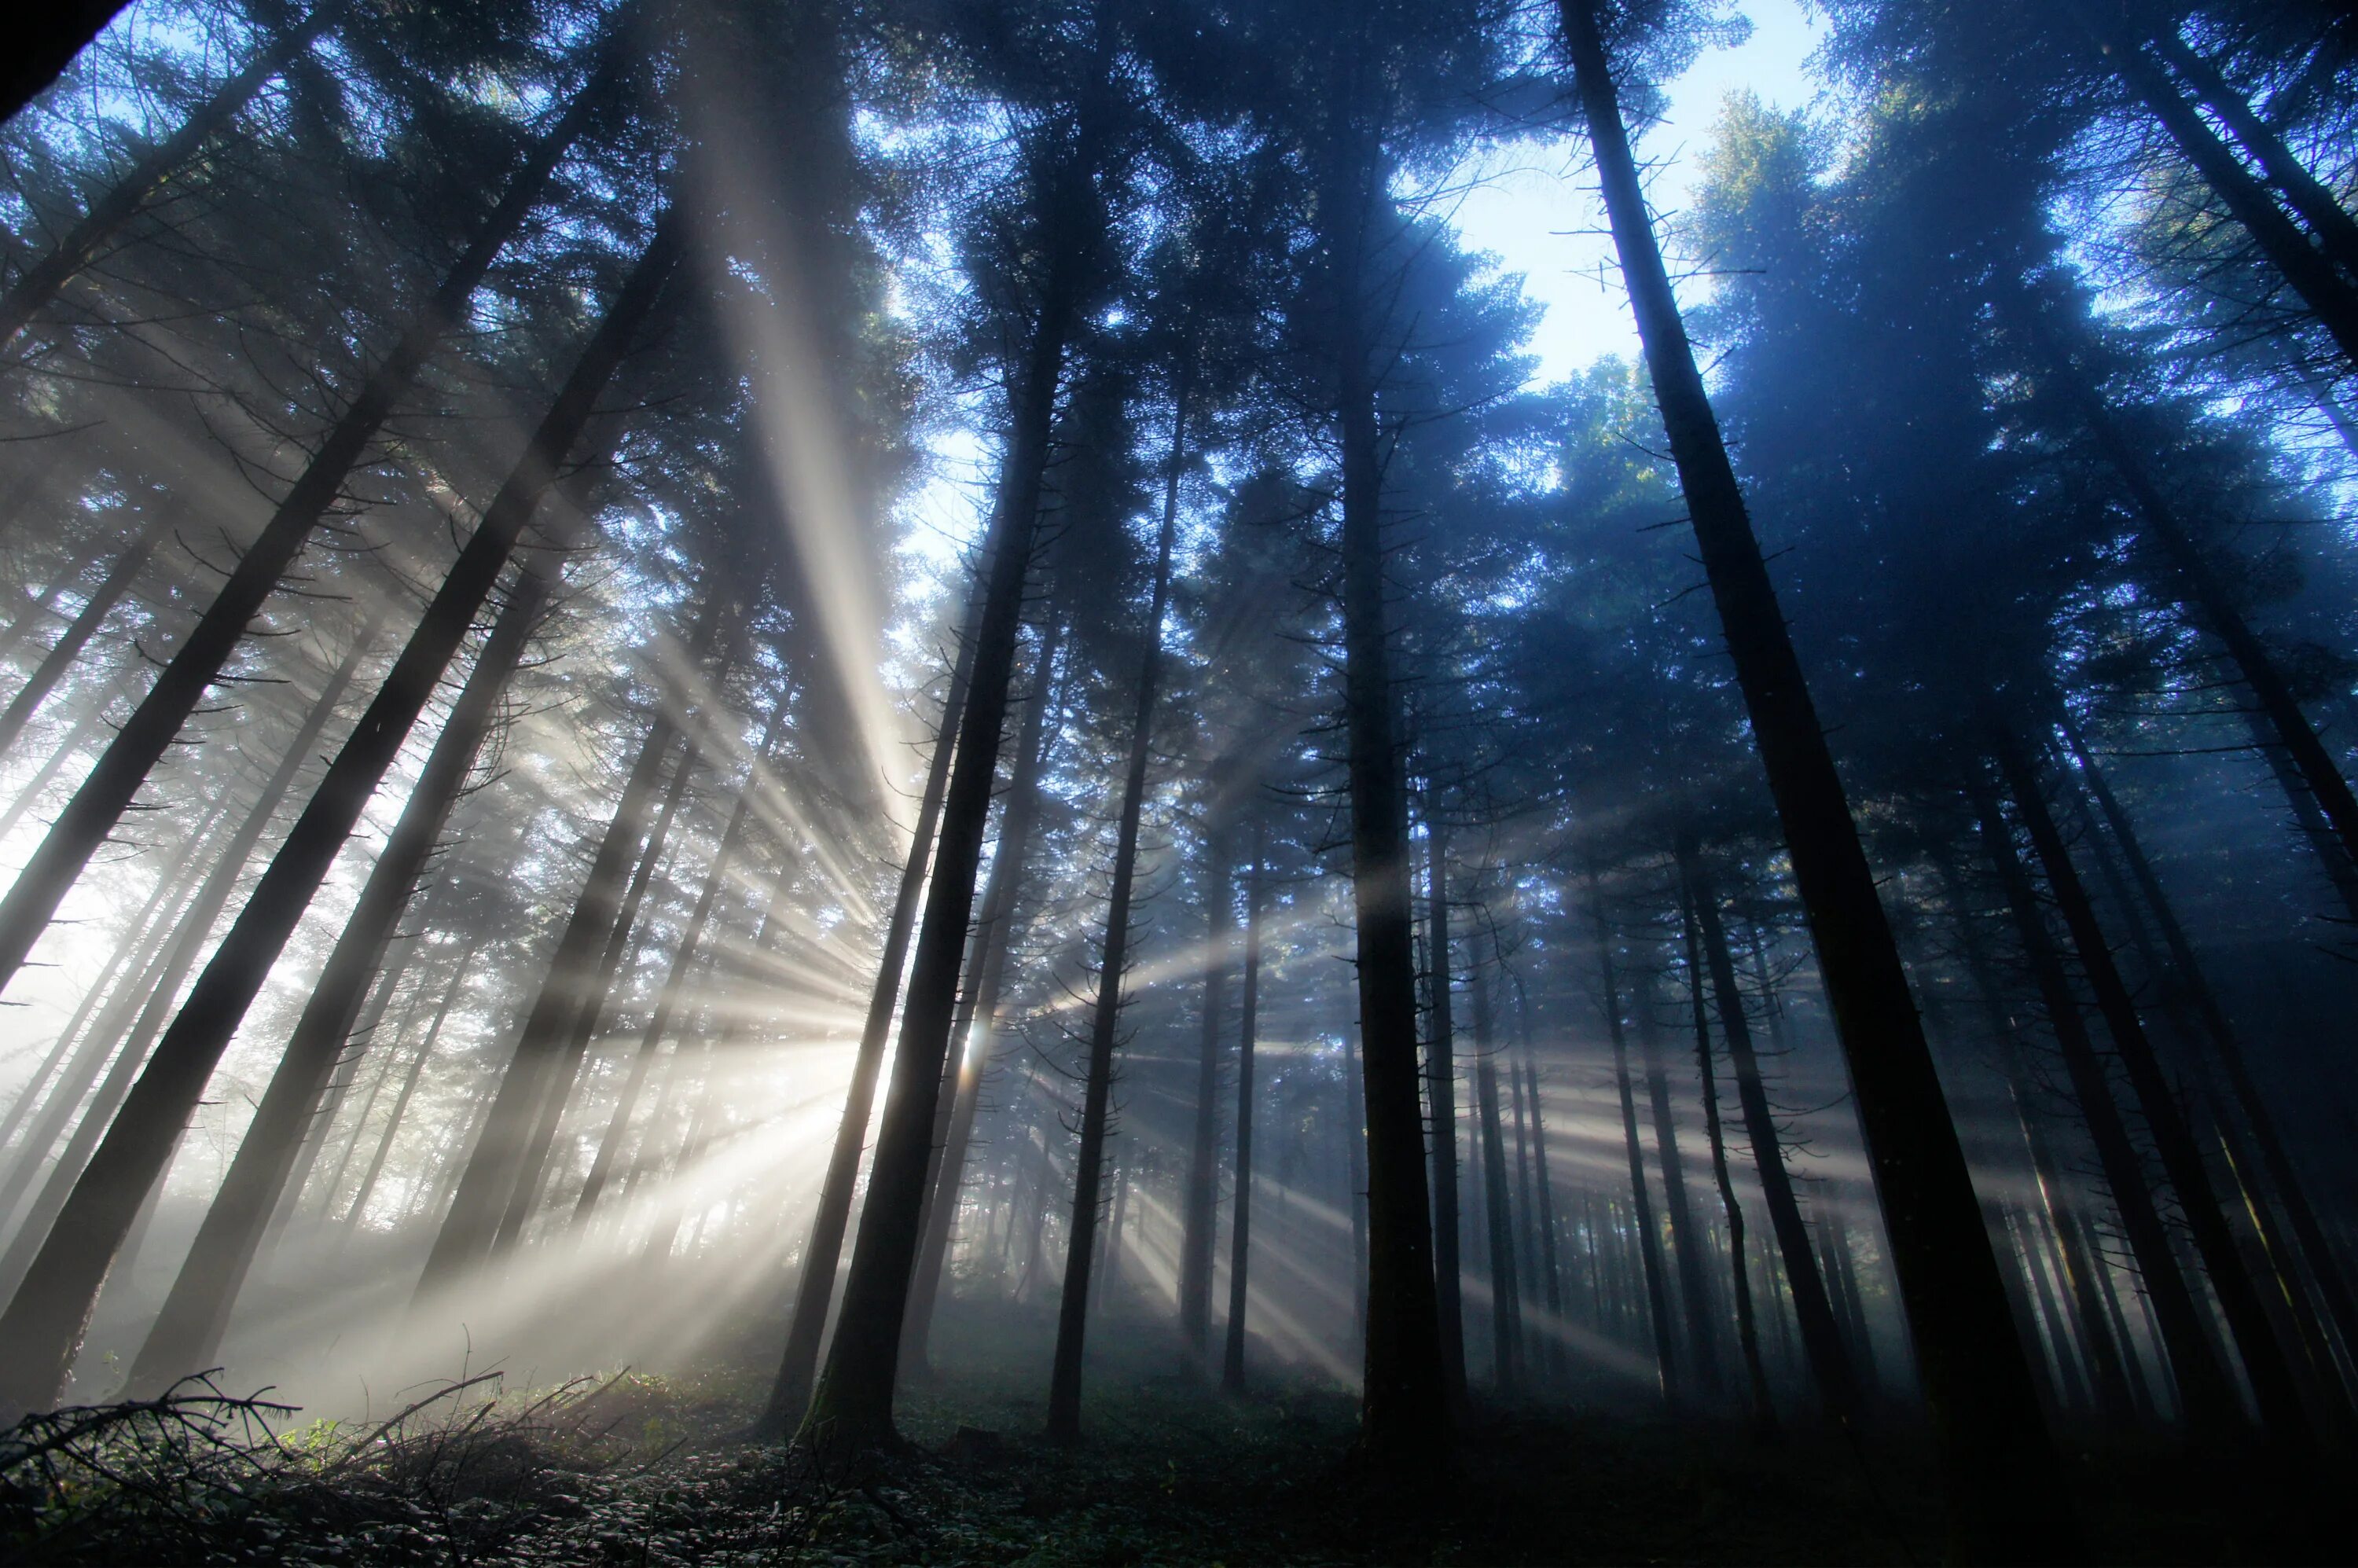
0,1309,2289,1565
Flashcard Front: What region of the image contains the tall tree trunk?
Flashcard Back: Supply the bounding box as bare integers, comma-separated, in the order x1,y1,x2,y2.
2066,720,2358,1382
1993,738,2316,1452
1180,812,1229,1361
418,711,687,1298
751,564,985,1441
0,672,127,846
1421,817,1468,1412
1345,1023,1368,1349
791,172,1086,1449
1320,79,1446,1463
2145,25,2358,279
0,6,330,350
2065,2,2358,368
1637,978,1722,1400
1679,834,1862,1427
343,940,478,1237
902,615,1067,1375
1221,821,1265,1395
0,218,678,1415
0,64,609,1001
1595,888,1677,1405
0,512,163,758
125,549,565,1391
1969,777,2242,1433
1681,877,1776,1440
1046,405,1182,1445
494,729,703,1256
1556,5,2067,1544
0,802,214,1177
569,706,784,1228
0,627,373,1294
2066,385,2358,909
1471,960,1522,1396
1520,1037,1565,1384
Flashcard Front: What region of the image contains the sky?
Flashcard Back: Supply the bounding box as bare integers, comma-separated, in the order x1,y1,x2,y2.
1448,0,1827,384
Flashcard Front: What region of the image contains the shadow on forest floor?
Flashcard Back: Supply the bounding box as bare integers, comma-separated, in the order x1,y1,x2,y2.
0,1305,2294,1565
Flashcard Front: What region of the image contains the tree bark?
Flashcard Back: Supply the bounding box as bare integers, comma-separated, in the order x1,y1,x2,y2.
1558,4,2070,1544
0,64,607,1000
1046,406,1183,1445
125,548,564,1391
1180,813,1229,1359
1221,822,1265,1394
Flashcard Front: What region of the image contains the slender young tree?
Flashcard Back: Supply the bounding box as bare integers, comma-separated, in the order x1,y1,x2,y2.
1221,820,1265,1394
1046,385,1185,1445
1593,887,1678,1405
1422,817,1469,1410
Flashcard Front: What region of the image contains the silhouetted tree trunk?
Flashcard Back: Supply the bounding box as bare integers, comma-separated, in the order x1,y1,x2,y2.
495,729,703,1255
2049,352,2358,911
902,615,1067,1375
2145,26,2358,278
1680,834,1861,1427
1681,876,1775,1439
1993,736,2316,1452
343,940,479,1237
0,628,373,1298
1637,978,1721,1401
1180,808,1229,1361
0,2,134,131
0,64,609,1001
1421,817,1468,1412
1559,3,2068,1542
126,549,565,1391
2066,720,2358,1383
1221,822,1265,1394
1969,775,2242,1433
1046,398,1183,1445
569,706,783,1228
2066,1,2358,367
0,676,130,846
1519,1029,1565,1384
751,572,982,1441
1345,1024,1368,1348
792,151,1092,1450
0,802,215,1181
1471,960,1522,1396
1595,886,1677,1406
0,218,679,1415
0,512,163,758
1322,72,1447,1465
0,6,329,348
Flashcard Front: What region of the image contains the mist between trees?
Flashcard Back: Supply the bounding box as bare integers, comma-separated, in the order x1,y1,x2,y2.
0,1,2353,1563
